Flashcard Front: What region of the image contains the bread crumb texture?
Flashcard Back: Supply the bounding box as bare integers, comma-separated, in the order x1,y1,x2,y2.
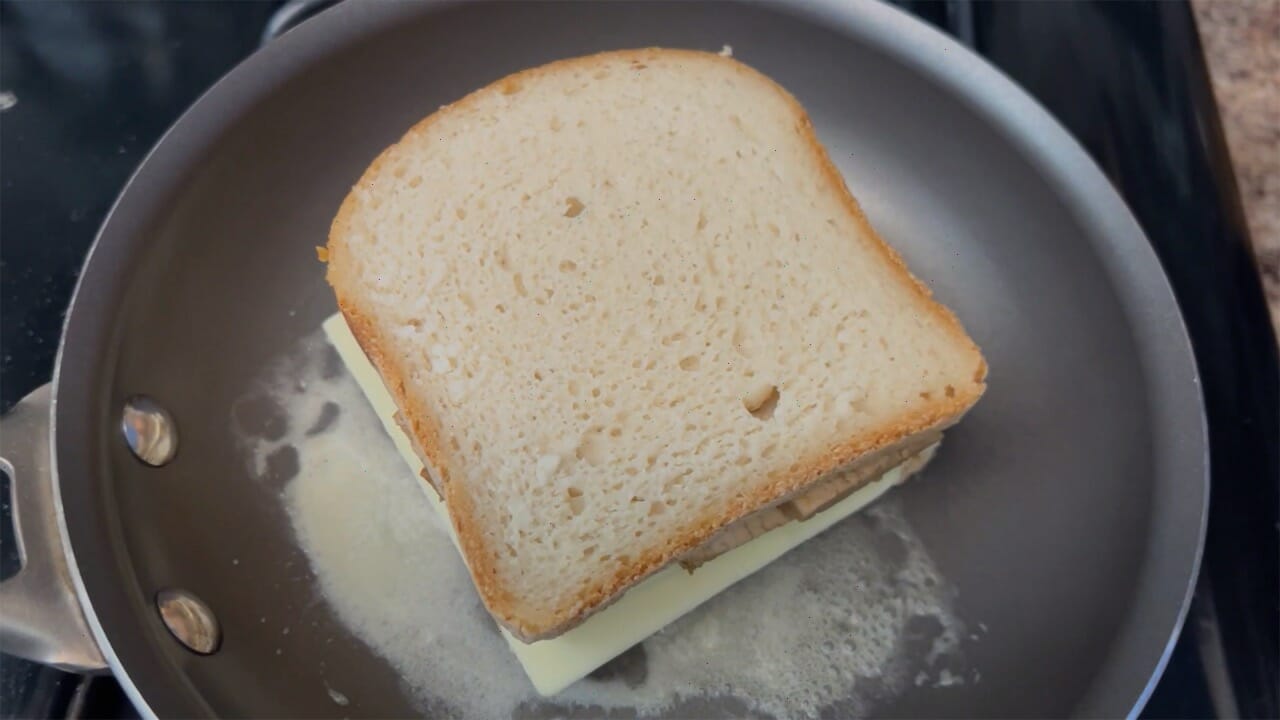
326,48,985,640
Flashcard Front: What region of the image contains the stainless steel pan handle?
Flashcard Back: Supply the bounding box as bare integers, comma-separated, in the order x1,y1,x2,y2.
0,383,107,672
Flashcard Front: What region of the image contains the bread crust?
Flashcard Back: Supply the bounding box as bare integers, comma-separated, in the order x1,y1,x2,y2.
326,48,986,642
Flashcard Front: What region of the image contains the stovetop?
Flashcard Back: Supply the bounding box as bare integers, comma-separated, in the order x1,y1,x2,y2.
1,1,1276,718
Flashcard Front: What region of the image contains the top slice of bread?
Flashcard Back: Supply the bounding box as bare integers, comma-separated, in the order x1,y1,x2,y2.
325,48,986,641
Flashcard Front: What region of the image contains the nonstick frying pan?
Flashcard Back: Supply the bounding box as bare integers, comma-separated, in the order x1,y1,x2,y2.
0,1,1207,717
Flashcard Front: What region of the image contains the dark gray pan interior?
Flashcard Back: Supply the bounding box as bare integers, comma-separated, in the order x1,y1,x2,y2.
51,1,1206,717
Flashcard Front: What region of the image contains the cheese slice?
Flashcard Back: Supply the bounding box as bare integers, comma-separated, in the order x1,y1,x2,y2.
322,313,914,695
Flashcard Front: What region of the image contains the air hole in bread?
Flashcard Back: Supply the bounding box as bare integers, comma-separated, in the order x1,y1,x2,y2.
512,273,528,297
566,486,585,515
744,384,780,421
576,434,605,466
679,355,700,371
559,259,577,272
564,197,586,218
662,470,690,493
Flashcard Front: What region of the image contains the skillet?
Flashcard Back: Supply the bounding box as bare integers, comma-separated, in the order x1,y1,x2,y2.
0,1,1207,716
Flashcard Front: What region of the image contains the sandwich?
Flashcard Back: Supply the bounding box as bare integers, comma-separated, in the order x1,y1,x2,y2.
322,48,986,691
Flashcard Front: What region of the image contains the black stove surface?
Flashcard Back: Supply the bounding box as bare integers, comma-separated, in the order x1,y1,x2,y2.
1,1,1276,718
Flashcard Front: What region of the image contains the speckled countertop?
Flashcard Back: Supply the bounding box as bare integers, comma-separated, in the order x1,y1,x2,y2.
1191,0,1280,337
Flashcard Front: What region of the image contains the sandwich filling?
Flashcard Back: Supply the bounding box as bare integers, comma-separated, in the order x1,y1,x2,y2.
323,312,939,695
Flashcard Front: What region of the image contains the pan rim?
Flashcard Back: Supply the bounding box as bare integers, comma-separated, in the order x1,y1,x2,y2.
48,1,1208,717
780,1,1209,717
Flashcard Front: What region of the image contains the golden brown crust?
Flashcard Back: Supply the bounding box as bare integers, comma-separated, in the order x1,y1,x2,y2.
326,48,987,642
391,411,443,498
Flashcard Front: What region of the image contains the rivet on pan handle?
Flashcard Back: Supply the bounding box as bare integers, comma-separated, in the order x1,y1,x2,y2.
0,384,108,673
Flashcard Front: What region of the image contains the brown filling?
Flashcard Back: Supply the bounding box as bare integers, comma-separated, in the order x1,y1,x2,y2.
400,406,941,575
678,435,941,571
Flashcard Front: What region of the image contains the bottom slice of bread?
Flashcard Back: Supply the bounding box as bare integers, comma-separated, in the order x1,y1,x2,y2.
323,312,942,696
